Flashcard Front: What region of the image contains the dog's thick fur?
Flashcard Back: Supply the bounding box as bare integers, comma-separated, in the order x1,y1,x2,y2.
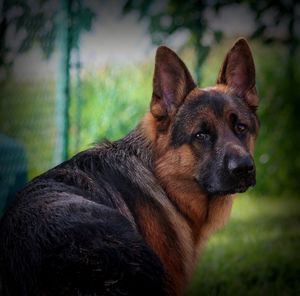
0,38,259,296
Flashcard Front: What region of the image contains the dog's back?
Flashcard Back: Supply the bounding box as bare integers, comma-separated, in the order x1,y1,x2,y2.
0,131,168,295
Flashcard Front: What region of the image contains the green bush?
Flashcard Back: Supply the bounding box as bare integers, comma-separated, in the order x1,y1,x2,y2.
69,63,153,155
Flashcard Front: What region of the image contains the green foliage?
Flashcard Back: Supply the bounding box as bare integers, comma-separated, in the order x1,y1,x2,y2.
123,0,299,84
68,63,153,157
186,194,300,295
253,44,300,195
124,0,223,83
68,0,95,50
248,0,297,48
0,0,95,67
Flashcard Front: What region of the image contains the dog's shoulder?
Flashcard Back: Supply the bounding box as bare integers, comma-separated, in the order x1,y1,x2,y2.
9,136,157,218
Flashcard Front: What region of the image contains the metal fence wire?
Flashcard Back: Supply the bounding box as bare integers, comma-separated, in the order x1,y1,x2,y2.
0,0,90,215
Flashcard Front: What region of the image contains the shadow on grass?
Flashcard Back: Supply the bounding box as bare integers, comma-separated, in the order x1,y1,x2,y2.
186,197,300,296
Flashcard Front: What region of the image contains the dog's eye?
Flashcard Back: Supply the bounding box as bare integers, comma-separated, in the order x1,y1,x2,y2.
236,123,248,134
195,131,210,141
195,122,212,143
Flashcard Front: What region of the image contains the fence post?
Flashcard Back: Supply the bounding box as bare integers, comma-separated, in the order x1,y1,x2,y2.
74,38,81,152
54,0,71,164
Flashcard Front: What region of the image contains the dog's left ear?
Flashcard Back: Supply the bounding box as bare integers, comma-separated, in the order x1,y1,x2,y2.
151,46,196,121
217,38,259,110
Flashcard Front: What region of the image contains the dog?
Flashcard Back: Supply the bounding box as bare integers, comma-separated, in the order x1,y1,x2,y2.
0,38,259,296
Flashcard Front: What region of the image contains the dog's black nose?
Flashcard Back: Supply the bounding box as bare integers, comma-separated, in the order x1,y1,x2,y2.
228,154,254,177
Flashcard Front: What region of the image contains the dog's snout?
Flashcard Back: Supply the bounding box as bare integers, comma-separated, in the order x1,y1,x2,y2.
227,154,254,177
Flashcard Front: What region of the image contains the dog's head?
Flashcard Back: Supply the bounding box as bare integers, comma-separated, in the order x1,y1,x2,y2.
145,39,259,196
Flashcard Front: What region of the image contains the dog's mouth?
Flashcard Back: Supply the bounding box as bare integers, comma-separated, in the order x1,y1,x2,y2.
200,177,256,197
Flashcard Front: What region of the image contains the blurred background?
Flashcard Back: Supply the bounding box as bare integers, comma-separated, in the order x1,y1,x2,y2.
0,0,299,295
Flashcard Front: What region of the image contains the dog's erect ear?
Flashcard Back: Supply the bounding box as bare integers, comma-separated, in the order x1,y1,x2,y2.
217,38,259,109
151,46,196,120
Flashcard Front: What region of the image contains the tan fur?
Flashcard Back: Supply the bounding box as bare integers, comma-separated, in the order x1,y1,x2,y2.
140,113,235,295
137,204,192,295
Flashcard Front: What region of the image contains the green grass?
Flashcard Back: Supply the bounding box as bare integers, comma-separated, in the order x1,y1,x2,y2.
186,194,300,296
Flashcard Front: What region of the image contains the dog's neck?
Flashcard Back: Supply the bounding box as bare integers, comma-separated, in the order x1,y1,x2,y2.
127,113,233,243
115,123,155,171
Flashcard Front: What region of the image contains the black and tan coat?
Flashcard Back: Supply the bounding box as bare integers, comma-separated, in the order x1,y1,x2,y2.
0,38,259,296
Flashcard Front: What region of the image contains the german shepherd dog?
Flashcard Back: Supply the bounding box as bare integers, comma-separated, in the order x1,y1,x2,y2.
0,38,259,296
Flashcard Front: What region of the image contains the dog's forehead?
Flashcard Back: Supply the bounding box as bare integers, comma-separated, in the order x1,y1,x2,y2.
183,87,249,118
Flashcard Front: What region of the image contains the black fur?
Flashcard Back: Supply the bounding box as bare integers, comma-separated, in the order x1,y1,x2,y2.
171,91,257,148
0,128,168,296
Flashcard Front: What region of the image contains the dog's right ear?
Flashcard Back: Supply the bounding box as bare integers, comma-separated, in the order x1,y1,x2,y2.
217,38,258,110
151,46,196,124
